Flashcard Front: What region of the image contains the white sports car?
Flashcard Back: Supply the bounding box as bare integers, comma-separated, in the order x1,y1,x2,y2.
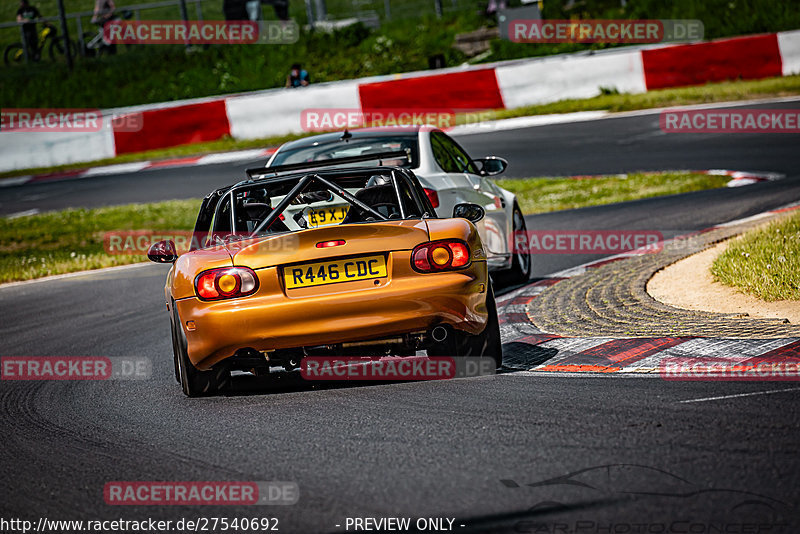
265,125,531,283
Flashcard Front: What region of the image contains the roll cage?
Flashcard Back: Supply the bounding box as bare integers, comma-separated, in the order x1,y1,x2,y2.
190,151,436,251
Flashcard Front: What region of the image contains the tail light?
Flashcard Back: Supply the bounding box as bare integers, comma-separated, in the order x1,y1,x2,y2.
195,267,259,301
316,240,346,248
423,188,440,209
412,240,470,273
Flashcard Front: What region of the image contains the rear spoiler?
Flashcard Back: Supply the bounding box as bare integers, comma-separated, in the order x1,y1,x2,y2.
245,150,410,179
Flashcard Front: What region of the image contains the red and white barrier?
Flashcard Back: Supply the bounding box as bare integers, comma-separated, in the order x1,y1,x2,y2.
2,29,799,172
495,48,647,109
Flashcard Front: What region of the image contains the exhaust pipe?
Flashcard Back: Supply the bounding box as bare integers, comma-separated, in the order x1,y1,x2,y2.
431,325,449,343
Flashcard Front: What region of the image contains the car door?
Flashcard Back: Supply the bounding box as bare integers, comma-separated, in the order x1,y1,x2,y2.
430,131,509,258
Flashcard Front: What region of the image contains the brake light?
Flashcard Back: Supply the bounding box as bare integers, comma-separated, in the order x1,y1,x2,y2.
423,188,440,208
411,240,470,273
195,267,259,301
316,240,346,248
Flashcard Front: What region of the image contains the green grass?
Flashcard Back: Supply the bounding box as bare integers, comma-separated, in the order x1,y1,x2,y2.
4,0,800,110
496,172,731,214
711,210,800,302
2,74,799,180
0,14,475,108
1,171,733,283
0,199,200,283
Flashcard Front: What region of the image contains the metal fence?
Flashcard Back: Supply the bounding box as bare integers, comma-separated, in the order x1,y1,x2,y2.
1,0,481,64
312,0,481,22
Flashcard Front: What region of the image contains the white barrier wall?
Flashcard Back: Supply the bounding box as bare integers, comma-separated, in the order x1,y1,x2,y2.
226,81,362,140
778,29,800,76
0,129,115,174
495,49,647,109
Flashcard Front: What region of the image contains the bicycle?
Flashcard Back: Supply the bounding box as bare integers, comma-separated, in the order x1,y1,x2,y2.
4,22,76,66
82,10,133,58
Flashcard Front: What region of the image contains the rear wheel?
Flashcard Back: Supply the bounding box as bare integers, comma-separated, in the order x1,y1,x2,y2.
427,282,503,369
505,202,531,285
171,304,230,397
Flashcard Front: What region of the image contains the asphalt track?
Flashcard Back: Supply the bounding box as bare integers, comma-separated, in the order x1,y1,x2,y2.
1,101,800,532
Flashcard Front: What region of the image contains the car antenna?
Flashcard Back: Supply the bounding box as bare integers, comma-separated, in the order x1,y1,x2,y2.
340,129,352,141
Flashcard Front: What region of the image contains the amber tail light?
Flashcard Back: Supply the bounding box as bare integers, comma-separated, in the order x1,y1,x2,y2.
411,240,470,273
195,267,259,301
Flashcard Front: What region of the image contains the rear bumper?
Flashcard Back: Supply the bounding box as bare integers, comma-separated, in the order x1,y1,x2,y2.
175,253,489,369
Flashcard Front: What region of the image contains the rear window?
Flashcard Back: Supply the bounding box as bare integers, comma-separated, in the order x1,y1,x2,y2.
270,136,420,169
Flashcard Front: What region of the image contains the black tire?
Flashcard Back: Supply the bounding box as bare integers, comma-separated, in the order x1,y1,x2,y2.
82,33,98,58
168,305,181,384
504,201,531,285
4,44,25,66
171,305,230,397
427,282,503,369
48,36,76,62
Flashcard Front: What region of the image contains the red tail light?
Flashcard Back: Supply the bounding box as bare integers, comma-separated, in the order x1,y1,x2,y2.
423,188,440,208
195,267,259,301
411,240,471,273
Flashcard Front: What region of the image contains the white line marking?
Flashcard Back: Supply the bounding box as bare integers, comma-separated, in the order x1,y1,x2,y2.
0,262,154,290
679,387,800,404
0,176,33,188
82,162,151,176
451,95,800,136
6,209,40,219
197,149,272,165
450,111,609,136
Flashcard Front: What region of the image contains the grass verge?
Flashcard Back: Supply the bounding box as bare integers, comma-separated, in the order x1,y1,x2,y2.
711,210,800,301
0,199,200,283
2,74,799,181
496,172,731,214
1,171,732,283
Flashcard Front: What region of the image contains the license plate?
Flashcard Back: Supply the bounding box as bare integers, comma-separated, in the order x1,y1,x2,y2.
284,255,387,289
307,205,349,228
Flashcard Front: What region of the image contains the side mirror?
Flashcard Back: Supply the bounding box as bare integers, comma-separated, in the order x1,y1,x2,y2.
147,240,178,263
475,156,508,176
453,203,485,223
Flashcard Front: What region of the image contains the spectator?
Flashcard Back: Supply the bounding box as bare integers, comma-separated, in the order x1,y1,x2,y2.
16,0,41,59
91,0,116,25
285,63,310,88
92,0,117,54
485,0,507,17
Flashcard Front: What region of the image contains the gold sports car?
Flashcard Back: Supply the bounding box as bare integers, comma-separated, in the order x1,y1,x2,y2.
148,152,501,396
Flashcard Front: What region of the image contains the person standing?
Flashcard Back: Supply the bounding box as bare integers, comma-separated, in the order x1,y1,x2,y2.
16,0,41,59
92,0,117,54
